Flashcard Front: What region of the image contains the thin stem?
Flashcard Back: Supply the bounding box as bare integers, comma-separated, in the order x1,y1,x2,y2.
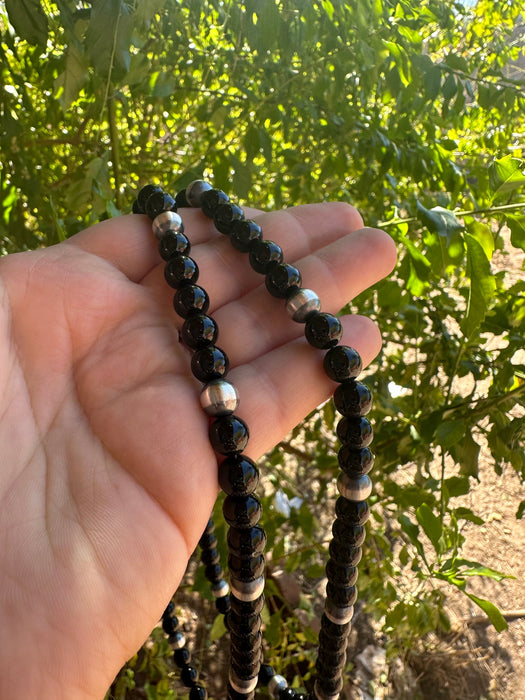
379,201,525,228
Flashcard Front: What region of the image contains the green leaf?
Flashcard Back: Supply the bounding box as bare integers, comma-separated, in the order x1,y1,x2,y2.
209,613,227,642
435,421,464,449
453,507,483,525
416,503,443,552
465,593,508,632
85,0,133,78
506,215,525,252
466,220,494,260
489,156,525,197
399,514,427,563
416,202,463,240
517,500,525,519
5,0,48,47
459,431,480,479
55,44,89,109
442,73,457,100
444,475,470,497
462,232,497,338
454,558,512,582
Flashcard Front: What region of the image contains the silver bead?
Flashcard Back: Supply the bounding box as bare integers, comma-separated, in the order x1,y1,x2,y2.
186,180,212,207
268,674,287,698
314,679,341,700
211,579,230,598
200,380,239,416
229,671,259,694
152,211,183,240
325,600,354,625
230,575,265,602
285,288,321,322
337,472,373,501
168,631,186,649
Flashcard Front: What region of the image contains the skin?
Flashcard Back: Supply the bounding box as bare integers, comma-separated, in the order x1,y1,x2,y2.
0,201,396,699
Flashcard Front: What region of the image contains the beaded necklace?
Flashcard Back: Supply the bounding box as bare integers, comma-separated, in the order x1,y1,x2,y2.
132,181,374,700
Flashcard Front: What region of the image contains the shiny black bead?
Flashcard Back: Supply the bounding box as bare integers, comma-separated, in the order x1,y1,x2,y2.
214,202,244,234
199,532,217,550
323,345,362,382
321,613,351,638
333,379,373,417
258,664,275,686
216,594,230,614
332,520,366,546
228,553,265,581
189,685,208,700
203,518,215,534
146,191,176,220
201,189,230,218
138,184,163,212
162,600,175,618
230,636,262,662
219,455,259,496
227,525,266,557
162,615,179,634
230,627,263,652
175,189,190,208
204,563,224,583
265,263,302,299
164,255,199,288
230,594,265,616
132,199,143,214
279,688,297,700
223,495,262,528
326,582,358,606
337,445,375,477
228,609,262,635
174,647,191,667
335,496,370,525
181,314,218,349
329,539,363,567
200,547,220,566
249,239,283,273
173,285,210,318
326,558,358,586
230,219,263,252
191,345,229,383
209,415,249,455
336,416,373,448
231,656,261,680
159,230,190,261
181,664,199,687
304,311,343,349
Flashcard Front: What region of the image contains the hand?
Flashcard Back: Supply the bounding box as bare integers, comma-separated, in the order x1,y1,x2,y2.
0,202,395,699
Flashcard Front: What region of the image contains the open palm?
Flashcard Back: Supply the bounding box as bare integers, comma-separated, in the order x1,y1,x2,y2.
0,202,395,700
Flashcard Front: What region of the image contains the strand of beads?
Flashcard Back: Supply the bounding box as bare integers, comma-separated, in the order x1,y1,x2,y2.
133,180,375,700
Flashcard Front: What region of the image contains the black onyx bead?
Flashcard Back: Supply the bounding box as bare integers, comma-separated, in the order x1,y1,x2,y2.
204,563,224,583
162,600,175,618
199,532,217,549
219,455,259,496
329,539,363,567
265,263,302,299
333,379,373,417
230,627,263,651
228,553,265,581
174,647,191,667
181,664,199,687
249,239,283,273
162,615,179,634
318,629,348,654
296,693,308,700
223,494,262,528
337,445,375,477
335,497,370,525
200,547,220,566
137,184,163,212
209,415,249,455
231,656,261,680
326,558,358,587
228,609,262,635
230,594,265,616
203,518,215,534
159,230,190,261
173,285,210,318
279,688,297,700
189,685,208,700
145,191,176,219
191,346,230,383
326,582,358,607
230,219,263,252
321,613,351,638
304,311,343,349
164,255,199,288
216,594,230,614
132,199,142,214
323,345,362,382
332,520,366,546
175,189,190,208
201,189,230,218
258,664,275,686
230,636,262,662
214,202,244,234
181,314,218,349
336,416,373,448
227,525,266,557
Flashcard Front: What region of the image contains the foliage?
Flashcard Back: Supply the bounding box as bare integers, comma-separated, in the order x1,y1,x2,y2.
2,0,524,695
